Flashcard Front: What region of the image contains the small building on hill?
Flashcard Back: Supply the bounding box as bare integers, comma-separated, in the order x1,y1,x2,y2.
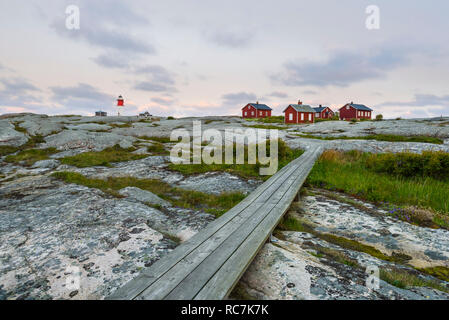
242,102,272,118
313,105,334,119
95,111,107,117
139,111,152,118
284,100,315,124
339,102,372,120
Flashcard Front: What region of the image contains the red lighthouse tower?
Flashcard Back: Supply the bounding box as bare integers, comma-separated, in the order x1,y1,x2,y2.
117,95,124,116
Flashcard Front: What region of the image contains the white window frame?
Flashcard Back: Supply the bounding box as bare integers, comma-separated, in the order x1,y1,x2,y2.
300,113,304,121
244,111,247,116
309,114,312,121
289,113,293,121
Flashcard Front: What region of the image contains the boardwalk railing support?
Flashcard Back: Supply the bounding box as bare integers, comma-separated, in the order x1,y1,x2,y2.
108,146,323,300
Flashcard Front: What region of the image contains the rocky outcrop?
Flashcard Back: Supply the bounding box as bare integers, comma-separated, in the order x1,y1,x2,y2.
233,190,449,300
0,120,28,147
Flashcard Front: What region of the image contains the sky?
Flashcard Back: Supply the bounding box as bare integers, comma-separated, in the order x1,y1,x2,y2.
0,0,448,118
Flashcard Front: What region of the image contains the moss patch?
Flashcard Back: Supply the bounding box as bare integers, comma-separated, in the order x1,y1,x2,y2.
277,213,411,264
296,133,444,144
4,148,58,166
169,139,303,181
380,268,449,293
51,171,245,217
60,145,146,167
418,266,449,282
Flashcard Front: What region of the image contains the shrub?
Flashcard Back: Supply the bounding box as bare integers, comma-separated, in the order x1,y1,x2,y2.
365,151,449,180
375,114,383,121
167,116,175,120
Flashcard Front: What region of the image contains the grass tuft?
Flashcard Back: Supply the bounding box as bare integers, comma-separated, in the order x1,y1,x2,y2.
60,145,146,167
51,171,245,217
307,150,449,225
5,148,58,166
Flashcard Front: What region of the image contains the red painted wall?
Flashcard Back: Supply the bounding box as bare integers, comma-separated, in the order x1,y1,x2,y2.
242,104,271,118
339,104,372,120
284,106,315,123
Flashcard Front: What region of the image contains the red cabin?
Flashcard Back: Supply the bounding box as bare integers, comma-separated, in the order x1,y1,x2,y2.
313,105,335,119
339,102,372,121
242,102,272,118
283,101,315,124
117,95,124,107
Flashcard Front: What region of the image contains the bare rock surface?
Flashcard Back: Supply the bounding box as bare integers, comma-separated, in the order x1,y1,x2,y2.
0,175,214,299
42,130,135,151
0,120,28,147
119,187,171,207
1,113,449,300
234,190,449,300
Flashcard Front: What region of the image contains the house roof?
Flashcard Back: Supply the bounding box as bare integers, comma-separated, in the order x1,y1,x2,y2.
343,103,372,111
313,106,330,113
284,104,315,113
247,103,272,111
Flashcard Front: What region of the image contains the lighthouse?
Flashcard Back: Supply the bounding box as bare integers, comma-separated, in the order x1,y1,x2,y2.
117,95,124,116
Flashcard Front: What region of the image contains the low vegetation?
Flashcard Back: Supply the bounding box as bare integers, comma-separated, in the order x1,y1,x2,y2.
296,133,444,144
168,139,304,180
51,171,245,217
380,268,448,293
243,124,289,130
5,148,58,166
0,132,47,157
306,150,449,227
276,213,449,293
60,145,147,167
138,136,172,144
245,116,285,124
277,214,411,264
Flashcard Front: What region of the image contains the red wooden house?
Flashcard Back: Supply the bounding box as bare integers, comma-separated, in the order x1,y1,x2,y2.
313,105,334,119
242,102,272,118
283,101,315,124
339,102,372,120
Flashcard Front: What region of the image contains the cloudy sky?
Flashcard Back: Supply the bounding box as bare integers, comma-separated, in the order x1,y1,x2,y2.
0,0,448,118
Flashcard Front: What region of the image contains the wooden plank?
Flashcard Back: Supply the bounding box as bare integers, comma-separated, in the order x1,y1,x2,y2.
163,160,315,300
107,150,310,299
194,146,323,299
135,152,316,299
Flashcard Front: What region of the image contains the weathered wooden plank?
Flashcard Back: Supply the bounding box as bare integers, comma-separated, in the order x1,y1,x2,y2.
194,147,323,299
135,153,315,299
107,149,309,299
164,162,314,300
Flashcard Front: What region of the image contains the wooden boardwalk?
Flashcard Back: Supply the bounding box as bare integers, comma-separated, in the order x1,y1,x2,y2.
108,146,323,300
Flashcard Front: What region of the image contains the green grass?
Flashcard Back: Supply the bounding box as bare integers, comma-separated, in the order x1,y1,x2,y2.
51,171,245,217
307,150,449,221
0,134,46,157
146,143,168,155
245,116,285,124
277,213,411,264
168,139,304,181
0,146,20,157
5,148,58,166
295,133,444,144
418,266,449,282
59,145,147,167
244,124,289,130
138,136,172,144
380,269,449,293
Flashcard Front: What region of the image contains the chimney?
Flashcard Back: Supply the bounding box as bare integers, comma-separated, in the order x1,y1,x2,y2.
350,101,353,105
256,101,259,104
319,104,322,107
298,100,302,105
